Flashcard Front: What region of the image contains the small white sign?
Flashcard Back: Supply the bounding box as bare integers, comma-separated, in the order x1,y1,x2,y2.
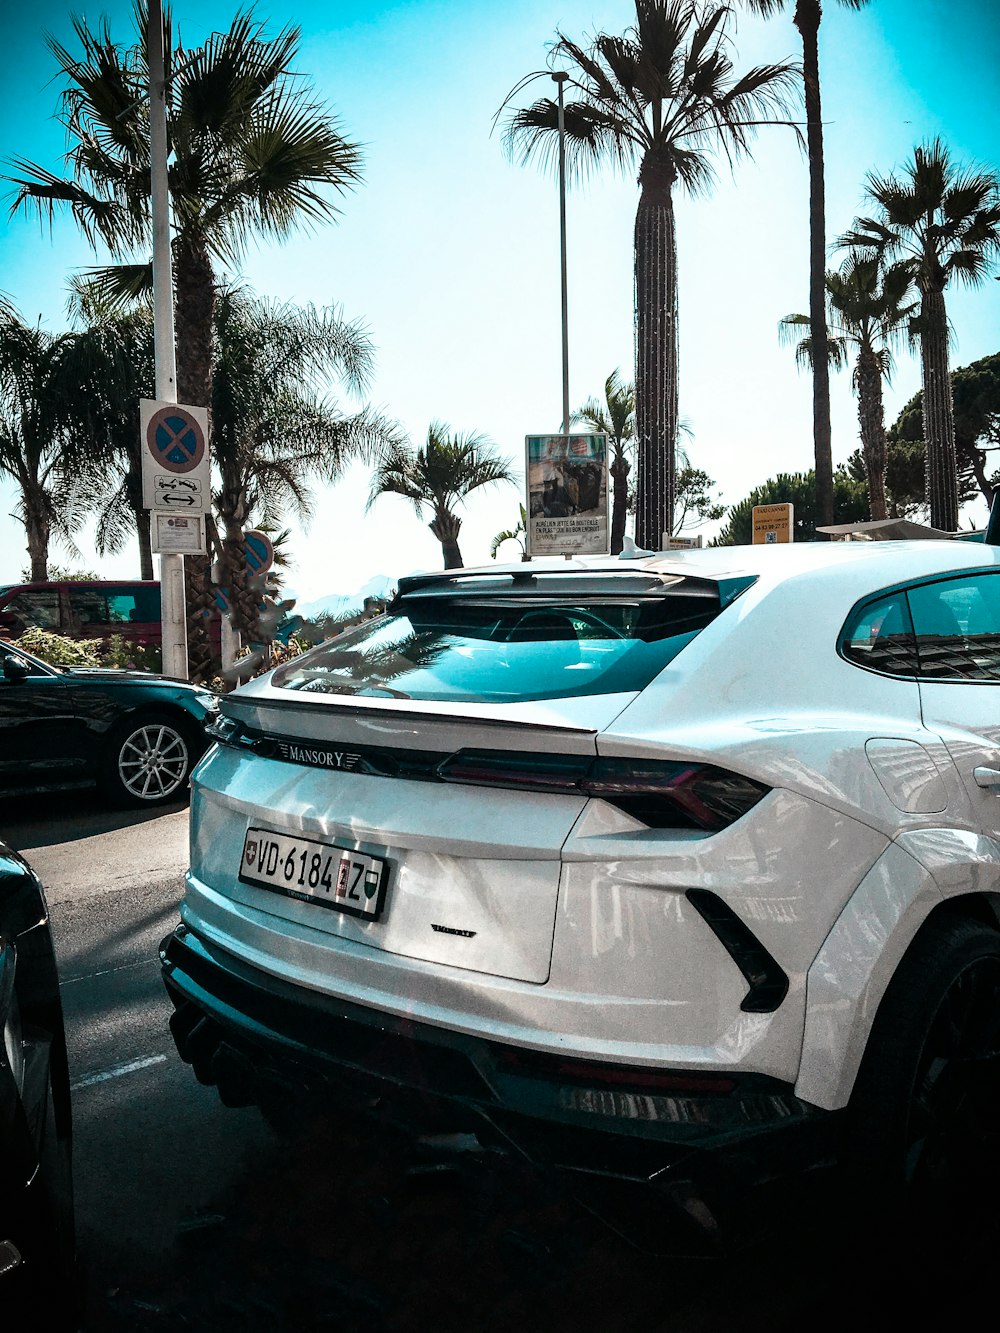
151,513,207,555
152,476,204,509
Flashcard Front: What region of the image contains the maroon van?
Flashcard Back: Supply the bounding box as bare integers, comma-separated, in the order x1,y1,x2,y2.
0,580,221,652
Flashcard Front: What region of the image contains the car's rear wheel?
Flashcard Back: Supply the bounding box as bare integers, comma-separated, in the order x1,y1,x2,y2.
101,712,196,807
846,916,1000,1201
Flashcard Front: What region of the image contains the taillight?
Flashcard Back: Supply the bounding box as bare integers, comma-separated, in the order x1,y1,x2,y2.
437,751,770,831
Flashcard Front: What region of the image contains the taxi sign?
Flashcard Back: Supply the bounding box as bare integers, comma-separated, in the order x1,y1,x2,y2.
752,503,794,544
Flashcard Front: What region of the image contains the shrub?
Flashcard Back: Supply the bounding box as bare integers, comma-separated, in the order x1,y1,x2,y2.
99,634,163,673
20,627,102,667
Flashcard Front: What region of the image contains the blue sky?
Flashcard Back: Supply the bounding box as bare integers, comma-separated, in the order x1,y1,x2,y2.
2,0,999,601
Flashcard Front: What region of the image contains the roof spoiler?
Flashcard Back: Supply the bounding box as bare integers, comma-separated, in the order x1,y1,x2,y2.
985,488,1000,546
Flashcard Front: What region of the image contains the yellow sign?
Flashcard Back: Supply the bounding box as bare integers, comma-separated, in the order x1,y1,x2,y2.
752,503,794,544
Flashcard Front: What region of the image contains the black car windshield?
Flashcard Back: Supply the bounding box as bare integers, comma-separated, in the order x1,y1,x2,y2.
272,581,726,703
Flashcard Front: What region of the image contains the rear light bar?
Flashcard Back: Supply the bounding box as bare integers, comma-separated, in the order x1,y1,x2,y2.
437,751,769,831
211,720,769,832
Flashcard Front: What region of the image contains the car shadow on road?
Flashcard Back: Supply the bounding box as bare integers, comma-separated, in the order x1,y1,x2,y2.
0,789,190,850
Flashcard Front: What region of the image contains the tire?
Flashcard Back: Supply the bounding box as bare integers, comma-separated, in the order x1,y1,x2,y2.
100,711,197,807
845,915,1000,1202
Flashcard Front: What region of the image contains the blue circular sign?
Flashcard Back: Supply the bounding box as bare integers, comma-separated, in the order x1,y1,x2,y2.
146,406,206,473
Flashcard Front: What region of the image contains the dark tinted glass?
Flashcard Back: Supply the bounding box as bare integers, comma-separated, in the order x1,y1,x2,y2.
908,573,1000,681
273,589,723,703
1,590,61,632
68,587,108,626
842,592,919,675
106,587,160,625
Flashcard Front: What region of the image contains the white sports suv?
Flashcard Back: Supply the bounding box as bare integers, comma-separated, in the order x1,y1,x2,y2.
161,539,1000,1241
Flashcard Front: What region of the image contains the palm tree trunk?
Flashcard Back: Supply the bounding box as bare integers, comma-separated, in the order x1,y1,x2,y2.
855,347,888,521
24,491,50,581
124,466,153,579
136,508,153,580
610,449,630,555
430,510,463,569
795,1,834,531
634,153,678,550
919,287,959,530
174,231,219,683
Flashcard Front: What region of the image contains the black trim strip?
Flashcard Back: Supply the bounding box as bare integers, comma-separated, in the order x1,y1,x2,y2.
686,890,789,1013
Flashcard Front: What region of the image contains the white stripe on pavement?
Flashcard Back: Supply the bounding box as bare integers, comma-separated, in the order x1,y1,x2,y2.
72,1054,168,1090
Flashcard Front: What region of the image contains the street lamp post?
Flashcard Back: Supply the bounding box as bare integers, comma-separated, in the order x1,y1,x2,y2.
148,0,189,680
552,70,570,438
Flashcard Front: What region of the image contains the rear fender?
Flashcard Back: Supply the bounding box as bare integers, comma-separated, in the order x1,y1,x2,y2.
796,829,1000,1110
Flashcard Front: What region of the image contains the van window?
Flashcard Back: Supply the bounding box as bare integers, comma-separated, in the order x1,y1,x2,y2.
1,589,61,633
107,586,160,625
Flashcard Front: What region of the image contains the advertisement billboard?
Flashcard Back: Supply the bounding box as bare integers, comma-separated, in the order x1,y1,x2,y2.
525,433,609,557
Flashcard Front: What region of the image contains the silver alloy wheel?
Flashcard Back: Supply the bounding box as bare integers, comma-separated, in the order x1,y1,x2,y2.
117,721,191,801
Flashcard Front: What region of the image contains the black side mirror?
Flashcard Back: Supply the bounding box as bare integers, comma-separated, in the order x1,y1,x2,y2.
2,656,30,683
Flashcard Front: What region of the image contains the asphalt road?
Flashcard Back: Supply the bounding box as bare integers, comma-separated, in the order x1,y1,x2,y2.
3,790,998,1331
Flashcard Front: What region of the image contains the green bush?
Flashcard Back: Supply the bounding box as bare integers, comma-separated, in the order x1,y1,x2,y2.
20,627,102,667
17,628,163,673
99,633,163,673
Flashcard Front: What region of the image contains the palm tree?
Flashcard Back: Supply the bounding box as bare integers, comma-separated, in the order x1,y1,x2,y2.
5,7,364,678
840,139,1000,530
740,0,872,531
368,424,515,569
57,297,157,577
501,1,797,550
490,504,528,560
0,303,91,579
572,369,634,554
780,254,917,520
211,287,403,644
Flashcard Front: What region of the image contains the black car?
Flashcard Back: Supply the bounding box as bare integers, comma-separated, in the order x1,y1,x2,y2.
0,640,218,806
0,841,77,1327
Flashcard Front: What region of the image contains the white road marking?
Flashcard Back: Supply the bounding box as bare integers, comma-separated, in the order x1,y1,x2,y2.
62,958,155,986
72,1054,168,1090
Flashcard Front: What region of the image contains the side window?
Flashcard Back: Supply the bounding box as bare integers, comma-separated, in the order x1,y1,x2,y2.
5,590,61,631
106,590,139,624
842,592,918,676
105,587,160,624
68,588,109,627
133,586,160,621
907,574,1000,682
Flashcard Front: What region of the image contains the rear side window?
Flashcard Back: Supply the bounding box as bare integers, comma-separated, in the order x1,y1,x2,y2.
106,586,160,624
842,572,1000,681
842,592,918,675
68,585,160,629
272,581,726,703
908,573,1000,681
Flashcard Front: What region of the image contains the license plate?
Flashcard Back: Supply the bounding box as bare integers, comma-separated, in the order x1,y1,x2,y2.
239,827,388,921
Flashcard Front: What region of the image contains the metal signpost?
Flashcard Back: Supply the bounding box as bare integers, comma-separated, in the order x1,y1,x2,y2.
147,0,190,679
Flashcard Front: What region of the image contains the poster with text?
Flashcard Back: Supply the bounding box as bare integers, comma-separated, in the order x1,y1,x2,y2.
525,433,609,557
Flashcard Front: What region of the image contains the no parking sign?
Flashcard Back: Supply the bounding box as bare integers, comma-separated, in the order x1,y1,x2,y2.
141,399,211,512
141,399,211,555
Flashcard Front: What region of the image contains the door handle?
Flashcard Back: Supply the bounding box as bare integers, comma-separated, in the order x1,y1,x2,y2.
973,766,1000,789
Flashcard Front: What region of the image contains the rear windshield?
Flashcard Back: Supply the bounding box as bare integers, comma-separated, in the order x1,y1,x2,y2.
272,581,725,703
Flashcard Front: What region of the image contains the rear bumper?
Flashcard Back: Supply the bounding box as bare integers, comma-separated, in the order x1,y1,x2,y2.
160,922,841,1252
